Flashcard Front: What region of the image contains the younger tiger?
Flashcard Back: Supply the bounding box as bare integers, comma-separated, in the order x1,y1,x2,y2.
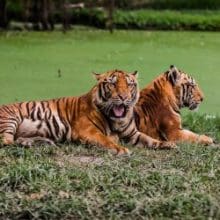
135,65,214,145
0,70,174,155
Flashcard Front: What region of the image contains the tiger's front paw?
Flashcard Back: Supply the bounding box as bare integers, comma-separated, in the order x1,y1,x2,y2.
16,137,33,147
157,141,177,149
111,147,131,156
198,135,214,145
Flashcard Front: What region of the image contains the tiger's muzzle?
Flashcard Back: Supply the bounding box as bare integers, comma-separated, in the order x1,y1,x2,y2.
189,102,201,111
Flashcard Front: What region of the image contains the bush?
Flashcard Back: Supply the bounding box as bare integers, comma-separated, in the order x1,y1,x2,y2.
5,3,220,31
116,0,220,10
70,8,107,28
113,10,220,31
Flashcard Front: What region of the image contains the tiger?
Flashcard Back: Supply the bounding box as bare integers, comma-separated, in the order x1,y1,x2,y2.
0,69,175,155
134,65,214,145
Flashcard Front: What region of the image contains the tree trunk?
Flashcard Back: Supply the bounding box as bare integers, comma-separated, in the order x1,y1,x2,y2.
23,0,31,29
62,0,69,33
0,0,8,29
106,0,115,33
41,0,49,30
32,0,41,30
48,0,54,30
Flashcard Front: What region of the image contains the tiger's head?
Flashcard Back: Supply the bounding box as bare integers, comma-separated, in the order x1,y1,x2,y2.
93,70,139,120
166,65,204,110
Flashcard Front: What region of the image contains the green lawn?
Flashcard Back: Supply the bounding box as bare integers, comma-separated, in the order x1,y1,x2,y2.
0,29,219,113
0,29,220,219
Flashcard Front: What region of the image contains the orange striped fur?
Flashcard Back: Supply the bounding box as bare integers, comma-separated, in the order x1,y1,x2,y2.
0,70,175,155
135,65,213,145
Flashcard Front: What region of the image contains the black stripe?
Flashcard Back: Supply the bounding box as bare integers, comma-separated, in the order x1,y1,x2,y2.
0,121,17,127
56,99,68,140
0,117,17,122
70,99,75,121
145,93,157,103
30,102,36,120
0,121,14,125
30,110,35,121
52,116,60,138
120,118,133,133
0,128,14,133
26,102,30,115
134,110,140,129
18,106,24,121
122,128,137,142
77,98,81,118
2,106,12,116
37,107,41,120
74,99,78,120
181,84,186,103
133,134,141,146
100,84,108,101
37,123,42,129
47,109,52,119
98,84,104,101
88,117,104,133
4,131,14,135
65,98,70,122
41,101,45,112
3,106,14,115
95,116,107,134
45,102,52,119
45,120,54,139
61,120,69,142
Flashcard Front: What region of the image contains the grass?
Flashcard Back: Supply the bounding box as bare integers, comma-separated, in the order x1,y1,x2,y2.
0,29,220,219
0,115,220,219
0,29,219,114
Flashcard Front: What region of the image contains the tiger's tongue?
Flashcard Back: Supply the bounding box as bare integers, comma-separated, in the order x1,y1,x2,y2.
113,105,125,117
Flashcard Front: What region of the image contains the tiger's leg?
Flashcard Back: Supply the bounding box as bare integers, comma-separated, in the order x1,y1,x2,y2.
126,131,176,149
0,132,15,146
15,136,56,147
0,122,18,146
167,129,214,145
73,129,130,155
120,120,176,149
0,112,20,146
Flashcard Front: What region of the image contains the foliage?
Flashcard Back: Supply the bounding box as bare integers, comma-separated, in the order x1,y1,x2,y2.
66,9,220,31
125,0,220,10
71,9,220,31
70,8,107,28
113,10,220,31
4,0,220,31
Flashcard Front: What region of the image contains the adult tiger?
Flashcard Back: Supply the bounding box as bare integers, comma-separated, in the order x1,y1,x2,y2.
135,65,214,145
0,70,174,155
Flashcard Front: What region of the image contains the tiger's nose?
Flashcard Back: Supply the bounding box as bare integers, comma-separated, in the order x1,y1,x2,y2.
118,94,128,101
200,97,204,102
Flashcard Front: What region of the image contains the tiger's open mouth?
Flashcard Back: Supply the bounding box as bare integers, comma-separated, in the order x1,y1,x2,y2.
110,104,127,118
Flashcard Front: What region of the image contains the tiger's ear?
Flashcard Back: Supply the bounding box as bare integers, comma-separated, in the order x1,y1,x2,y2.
92,72,102,81
167,65,181,85
130,71,138,78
